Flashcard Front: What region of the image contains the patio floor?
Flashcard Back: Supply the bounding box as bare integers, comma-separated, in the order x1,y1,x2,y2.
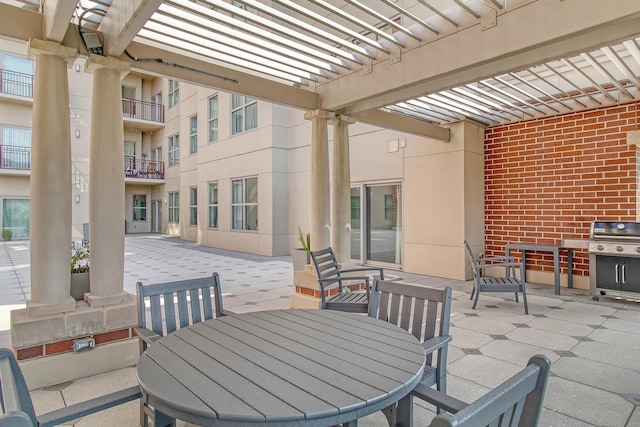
1,234,639,426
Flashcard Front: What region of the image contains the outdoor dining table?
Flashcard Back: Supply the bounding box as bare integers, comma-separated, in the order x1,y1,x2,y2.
136,309,426,427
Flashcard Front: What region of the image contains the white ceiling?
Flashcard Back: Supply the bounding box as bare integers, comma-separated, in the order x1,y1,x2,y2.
6,0,640,131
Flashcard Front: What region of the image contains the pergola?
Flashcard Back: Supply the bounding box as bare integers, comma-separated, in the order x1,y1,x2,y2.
2,0,640,385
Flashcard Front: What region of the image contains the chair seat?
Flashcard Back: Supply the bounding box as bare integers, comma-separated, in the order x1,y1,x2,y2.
325,291,369,313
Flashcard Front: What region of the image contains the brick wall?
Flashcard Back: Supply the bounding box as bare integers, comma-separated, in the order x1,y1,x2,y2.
484,102,639,278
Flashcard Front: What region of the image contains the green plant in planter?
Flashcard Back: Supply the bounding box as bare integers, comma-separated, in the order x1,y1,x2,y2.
2,229,12,241
297,226,310,252
71,246,90,273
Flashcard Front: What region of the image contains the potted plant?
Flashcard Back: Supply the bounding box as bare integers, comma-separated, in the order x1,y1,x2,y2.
70,246,90,300
292,226,311,271
2,229,12,241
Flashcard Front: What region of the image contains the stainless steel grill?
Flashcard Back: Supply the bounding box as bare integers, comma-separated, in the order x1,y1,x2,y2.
589,221,640,301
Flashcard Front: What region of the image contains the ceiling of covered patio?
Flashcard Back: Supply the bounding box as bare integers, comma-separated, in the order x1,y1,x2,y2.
4,0,640,138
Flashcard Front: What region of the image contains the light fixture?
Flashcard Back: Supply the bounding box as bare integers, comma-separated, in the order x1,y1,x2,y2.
80,31,104,56
75,129,81,138
75,63,81,72
75,195,81,203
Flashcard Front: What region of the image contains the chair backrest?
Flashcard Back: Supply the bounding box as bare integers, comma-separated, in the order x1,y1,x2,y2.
464,240,481,279
136,273,224,342
0,348,37,426
429,355,551,427
310,247,341,281
370,279,452,365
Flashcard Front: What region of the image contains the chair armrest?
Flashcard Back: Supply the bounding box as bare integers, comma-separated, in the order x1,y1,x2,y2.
477,256,515,264
422,335,452,355
411,386,468,414
37,386,141,427
475,262,522,270
339,267,384,278
133,327,162,346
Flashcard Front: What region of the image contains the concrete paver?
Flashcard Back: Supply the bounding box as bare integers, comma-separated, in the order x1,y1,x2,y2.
1,235,639,426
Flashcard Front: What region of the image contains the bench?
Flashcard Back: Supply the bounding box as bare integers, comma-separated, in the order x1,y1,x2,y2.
505,243,573,295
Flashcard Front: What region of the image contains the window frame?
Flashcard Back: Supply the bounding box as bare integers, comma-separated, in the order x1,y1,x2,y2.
189,114,198,154
168,133,179,167
208,181,218,229
132,194,147,222
231,94,257,135
168,191,179,223
208,95,218,143
168,80,179,108
231,176,258,231
189,187,198,226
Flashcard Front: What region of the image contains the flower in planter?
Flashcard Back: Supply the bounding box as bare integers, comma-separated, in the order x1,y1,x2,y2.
71,246,90,274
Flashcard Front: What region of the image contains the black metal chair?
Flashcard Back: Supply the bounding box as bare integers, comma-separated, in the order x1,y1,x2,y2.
310,247,383,313
0,348,140,427
369,279,453,425
135,272,226,426
464,240,529,314
417,355,551,427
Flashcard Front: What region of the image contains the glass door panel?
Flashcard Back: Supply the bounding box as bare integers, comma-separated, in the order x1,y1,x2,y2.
350,187,361,259
366,184,402,264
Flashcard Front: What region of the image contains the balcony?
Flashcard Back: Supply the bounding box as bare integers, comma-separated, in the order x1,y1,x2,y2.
124,156,164,184
0,69,34,104
121,98,165,131
0,144,30,175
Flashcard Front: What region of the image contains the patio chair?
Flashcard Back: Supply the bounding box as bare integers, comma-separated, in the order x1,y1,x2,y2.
416,354,551,427
369,279,452,426
0,348,141,427
464,240,529,314
310,247,384,313
135,273,226,426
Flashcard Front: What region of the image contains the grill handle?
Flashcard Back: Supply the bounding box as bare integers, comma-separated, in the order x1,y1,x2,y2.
615,263,620,284
621,264,626,285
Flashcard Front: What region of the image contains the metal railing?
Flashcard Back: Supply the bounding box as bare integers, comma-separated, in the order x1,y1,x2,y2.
0,69,34,98
0,145,31,170
124,156,164,179
122,98,165,123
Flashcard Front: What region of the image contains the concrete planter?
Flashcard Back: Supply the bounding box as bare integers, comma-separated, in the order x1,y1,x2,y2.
70,272,90,301
292,249,311,271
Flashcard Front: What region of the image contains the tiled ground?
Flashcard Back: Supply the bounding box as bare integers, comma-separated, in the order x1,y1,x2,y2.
1,235,640,426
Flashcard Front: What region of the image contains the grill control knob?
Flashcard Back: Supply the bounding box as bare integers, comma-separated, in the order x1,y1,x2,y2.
597,245,604,251
616,245,623,252
637,247,640,253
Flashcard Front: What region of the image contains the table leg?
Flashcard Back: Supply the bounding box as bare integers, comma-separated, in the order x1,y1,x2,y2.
521,250,527,283
568,249,573,289
553,249,560,295
505,246,511,278
154,410,176,427
396,394,413,427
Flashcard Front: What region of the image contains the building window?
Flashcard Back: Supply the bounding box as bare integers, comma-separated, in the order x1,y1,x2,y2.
168,80,179,107
208,182,218,229
231,177,258,231
151,92,163,121
1,198,30,238
132,195,147,221
168,192,179,223
151,147,162,162
208,95,218,142
384,194,394,220
168,134,179,166
0,54,34,97
0,125,31,170
190,187,198,226
231,94,257,135
189,115,198,154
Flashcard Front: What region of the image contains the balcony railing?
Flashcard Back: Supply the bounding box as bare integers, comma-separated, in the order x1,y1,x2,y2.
1,69,34,98
124,156,164,179
122,98,165,123
1,145,31,170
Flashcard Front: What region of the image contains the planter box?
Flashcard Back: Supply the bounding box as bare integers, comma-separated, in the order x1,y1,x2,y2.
292,249,310,271
70,272,90,301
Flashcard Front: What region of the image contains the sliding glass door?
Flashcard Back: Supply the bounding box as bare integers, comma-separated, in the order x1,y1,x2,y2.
351,183,402,267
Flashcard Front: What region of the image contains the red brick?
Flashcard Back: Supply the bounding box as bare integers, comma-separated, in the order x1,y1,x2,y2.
94,328,132,345
46,339,76,355
17,346,43,360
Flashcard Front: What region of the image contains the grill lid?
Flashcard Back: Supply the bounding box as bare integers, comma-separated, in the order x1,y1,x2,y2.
590,221,640,239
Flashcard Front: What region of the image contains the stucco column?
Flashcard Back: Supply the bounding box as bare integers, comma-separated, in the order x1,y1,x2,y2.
304,110,334,251
84,55,130,307
26,39,77,316
331,115,355,264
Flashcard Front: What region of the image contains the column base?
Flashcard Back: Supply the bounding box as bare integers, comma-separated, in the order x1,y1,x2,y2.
86,291,131,307
26,297,76,317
